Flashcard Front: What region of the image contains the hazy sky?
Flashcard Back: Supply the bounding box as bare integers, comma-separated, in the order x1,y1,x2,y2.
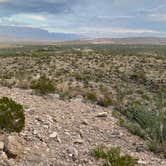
0,0,166,37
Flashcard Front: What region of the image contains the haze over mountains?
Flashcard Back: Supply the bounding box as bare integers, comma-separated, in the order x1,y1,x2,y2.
0,26,82,42
78,37,166,45
1,26,166,45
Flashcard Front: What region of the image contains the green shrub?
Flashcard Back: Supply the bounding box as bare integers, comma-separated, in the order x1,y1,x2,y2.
84,91,97,103
119,119,146,139
147,140,165,154
122,102,166,154
92,146,138,166
97,95,112,107
125,102,166,144
155,89,166,110
130,69,147,84
30,75,55,95
0,97,25,133
115,84,129,111
92,145,107,159
59,91,73,100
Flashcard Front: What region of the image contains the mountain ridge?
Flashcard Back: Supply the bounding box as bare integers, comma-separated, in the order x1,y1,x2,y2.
0,26,82,42
1,26,166,45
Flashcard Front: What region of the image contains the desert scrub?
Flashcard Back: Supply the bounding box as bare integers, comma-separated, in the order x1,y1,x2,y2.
129,69,147,84
84,91,98,103
59,91,73,100
125,102,166,142
30,74,55,95
97,95,113,107
0,97,25,133
119,118,146,139
155,88,166,110
123,101,166,155
115,84,130,111
92,146,138,166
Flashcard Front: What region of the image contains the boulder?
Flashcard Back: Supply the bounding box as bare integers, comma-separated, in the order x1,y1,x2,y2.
4,135,24,158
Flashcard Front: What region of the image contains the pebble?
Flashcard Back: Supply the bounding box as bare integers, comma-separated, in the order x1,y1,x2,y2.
82,119,88,125
33,130,38,135
74,139,84,144
0,152,8,161
0,142,4,151
138,160,149,165
67,147,78,157
49,132,58,138
96,112,108,118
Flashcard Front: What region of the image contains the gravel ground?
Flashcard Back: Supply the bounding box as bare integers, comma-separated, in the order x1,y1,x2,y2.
0,86,165,166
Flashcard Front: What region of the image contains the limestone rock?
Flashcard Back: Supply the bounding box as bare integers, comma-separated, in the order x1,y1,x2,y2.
0,141,4,151
74,139,84,144
96,112,108,118
4,135,24,158
49,132,58,138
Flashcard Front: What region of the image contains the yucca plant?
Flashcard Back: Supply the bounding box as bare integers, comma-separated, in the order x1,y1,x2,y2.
124,101,166,154
155,89,166,110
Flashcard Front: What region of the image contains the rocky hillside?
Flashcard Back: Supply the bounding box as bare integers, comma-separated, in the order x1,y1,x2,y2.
0,87,165,166
0,44,165,166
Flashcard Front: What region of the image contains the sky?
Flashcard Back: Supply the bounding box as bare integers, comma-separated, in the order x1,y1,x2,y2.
0,0,166,38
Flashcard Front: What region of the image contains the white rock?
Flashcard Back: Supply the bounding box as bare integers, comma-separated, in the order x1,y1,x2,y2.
74,139,84,144
49,132,58,138
138,160,148,165
54,94,60,99
33,130,38,135
0,142,4,151
0,152,8,161
57,136,62,143
97,112,108,117
67,147,78,157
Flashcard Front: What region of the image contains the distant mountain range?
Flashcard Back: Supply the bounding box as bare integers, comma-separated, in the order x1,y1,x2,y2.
1,26,166,45
0,26,82,42
66,37,166,45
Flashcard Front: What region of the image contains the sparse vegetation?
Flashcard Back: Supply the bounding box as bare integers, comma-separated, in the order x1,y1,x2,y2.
30,75,55,95
97,95,113,107
0,44,165,160
119,101,166,155
119,118,146,139
92,146,138,166
84,91,98,103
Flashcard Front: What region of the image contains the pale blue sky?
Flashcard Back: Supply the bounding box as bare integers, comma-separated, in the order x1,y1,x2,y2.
0,0,166,37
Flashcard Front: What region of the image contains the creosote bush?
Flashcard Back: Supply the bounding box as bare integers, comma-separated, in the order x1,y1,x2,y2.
30,75,55,95
92,146,138,166
0,97,25,133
